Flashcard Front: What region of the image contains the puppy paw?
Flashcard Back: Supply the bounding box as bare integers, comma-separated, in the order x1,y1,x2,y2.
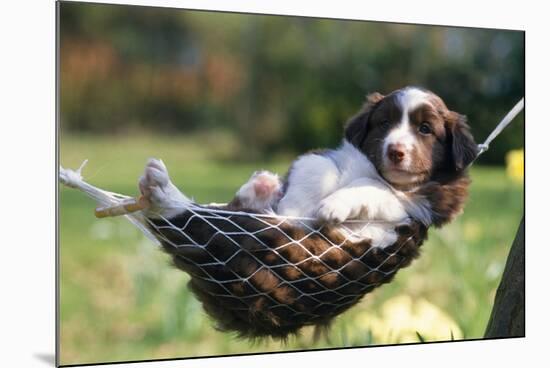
316,198,353,224
139,158,188,217
252,171,281,200
233,171,282,212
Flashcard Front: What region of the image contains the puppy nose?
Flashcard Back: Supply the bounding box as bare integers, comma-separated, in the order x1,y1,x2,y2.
387,144,405,164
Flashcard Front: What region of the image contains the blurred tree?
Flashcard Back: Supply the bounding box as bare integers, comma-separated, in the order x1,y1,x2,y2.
60,2,524,164
485,218,524,338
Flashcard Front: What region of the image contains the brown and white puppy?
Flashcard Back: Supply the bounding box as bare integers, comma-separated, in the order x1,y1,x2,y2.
276,86,477,244
344,86,477,227
139,86,477,247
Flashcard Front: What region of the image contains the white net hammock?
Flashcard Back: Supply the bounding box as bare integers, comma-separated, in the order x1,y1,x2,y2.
60,163,425,338
59,98,523,338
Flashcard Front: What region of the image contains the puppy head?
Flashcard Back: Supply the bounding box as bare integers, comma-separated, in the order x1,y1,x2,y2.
345,87,478,189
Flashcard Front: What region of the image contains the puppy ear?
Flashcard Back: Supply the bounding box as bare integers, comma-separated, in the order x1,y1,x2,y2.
345,92,385,146
447,112,478,171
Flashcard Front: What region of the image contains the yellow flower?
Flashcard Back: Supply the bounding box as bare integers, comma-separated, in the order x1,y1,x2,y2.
505,149,524,182
353,295,463,343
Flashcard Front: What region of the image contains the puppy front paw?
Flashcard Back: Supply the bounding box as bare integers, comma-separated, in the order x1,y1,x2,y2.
316,198,354,225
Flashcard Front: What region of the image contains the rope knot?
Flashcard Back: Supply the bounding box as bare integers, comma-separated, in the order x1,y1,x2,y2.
59,160,88,188
477,143,489,156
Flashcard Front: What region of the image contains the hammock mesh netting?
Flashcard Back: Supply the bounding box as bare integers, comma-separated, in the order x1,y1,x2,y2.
60,164,427,338
146,206,427,338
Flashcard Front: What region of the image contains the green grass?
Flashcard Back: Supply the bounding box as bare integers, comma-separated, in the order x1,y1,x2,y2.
59,133,524,365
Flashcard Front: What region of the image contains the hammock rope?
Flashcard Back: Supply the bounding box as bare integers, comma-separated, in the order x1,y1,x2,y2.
475,98,524,158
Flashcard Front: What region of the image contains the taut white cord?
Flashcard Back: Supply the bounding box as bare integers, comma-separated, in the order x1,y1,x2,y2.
476,98,524,158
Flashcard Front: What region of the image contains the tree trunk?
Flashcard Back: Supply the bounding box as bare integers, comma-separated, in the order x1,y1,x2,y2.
484,217,525,338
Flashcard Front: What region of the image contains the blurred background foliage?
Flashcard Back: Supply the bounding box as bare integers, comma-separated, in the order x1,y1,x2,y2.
59,2,524,365
60,2,523,164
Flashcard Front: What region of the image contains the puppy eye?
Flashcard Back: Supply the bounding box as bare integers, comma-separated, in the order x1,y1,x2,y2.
419,122,433,135
380,120,390,127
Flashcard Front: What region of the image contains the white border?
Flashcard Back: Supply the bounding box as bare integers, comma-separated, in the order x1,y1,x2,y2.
1,1,547,367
